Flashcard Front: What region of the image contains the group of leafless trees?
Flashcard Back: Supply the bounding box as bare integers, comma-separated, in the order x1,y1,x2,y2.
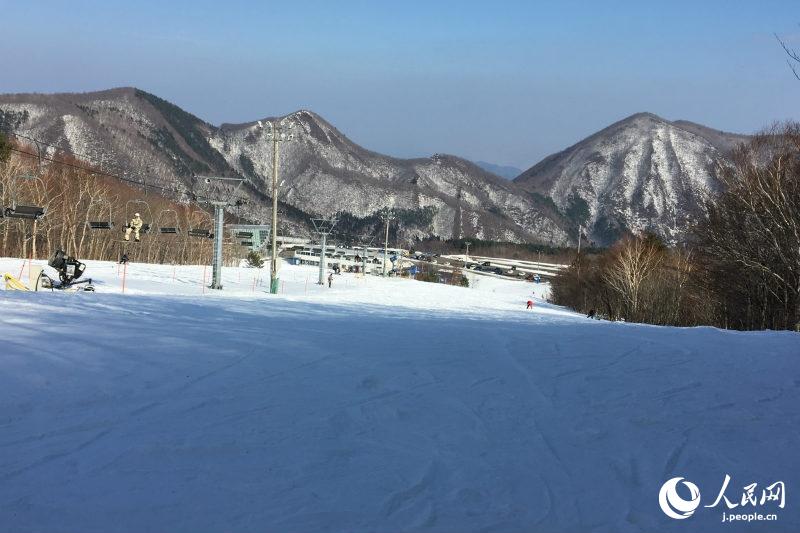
0,139,246,266
551,235,702,326
552,123,800,331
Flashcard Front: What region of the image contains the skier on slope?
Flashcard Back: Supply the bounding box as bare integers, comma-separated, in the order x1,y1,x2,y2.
124,213,144,242
328,272,333,288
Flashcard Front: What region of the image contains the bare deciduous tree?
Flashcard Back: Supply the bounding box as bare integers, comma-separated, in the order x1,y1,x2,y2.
698,123,800,330
776,30,800,81
0,143,237,267
602,234,665,321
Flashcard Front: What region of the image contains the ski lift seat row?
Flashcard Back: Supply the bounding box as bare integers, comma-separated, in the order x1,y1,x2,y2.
188,228,213,239
89,221,114,230
4,205,46,220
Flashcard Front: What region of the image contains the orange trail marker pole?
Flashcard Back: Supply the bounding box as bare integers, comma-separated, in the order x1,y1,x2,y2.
122,262,128,294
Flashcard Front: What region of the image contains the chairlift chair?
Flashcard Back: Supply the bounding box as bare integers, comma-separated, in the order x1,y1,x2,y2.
3,204,46,220
188,228,213,239
157,209,181,235
5,173,47,221
88,220,113,230
125,199,153,235
187,209,214,239
88,200,114,230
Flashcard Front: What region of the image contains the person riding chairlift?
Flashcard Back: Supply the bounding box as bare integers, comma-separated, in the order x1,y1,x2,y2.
124,213,144,242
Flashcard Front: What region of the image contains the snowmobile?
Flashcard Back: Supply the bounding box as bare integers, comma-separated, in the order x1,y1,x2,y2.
38,250,95,291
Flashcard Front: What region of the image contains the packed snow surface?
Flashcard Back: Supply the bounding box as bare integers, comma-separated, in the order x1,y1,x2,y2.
0,258,797,532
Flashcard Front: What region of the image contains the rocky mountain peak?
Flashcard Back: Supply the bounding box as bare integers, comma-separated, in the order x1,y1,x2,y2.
514,112,748,245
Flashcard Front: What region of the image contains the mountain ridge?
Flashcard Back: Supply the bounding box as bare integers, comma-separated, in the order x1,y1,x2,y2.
0,88,570,244
0,88,748,246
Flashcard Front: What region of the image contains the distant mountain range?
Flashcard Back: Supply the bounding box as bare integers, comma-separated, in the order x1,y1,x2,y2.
473,161,522,180
0,89,749,246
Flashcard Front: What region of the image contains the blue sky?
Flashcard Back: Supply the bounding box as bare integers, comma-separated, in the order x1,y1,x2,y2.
1,0,798,168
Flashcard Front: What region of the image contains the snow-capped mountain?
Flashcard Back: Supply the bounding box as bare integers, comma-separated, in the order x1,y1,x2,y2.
513,112,749,244
212,112,567,243
0,88,568,245
0,89,748,246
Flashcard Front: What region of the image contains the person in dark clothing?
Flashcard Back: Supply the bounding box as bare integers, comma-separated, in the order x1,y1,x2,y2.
328,272,333,288
587,309,596,319
119,253,129,265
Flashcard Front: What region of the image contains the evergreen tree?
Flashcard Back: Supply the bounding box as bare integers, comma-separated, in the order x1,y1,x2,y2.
245,250,265,268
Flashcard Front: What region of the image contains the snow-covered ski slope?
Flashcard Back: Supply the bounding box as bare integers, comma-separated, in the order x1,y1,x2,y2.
1,258,798,533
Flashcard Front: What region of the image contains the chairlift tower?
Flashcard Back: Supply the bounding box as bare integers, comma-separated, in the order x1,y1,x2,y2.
256,118,295,294
195,176,244,290
359,232,377,275
311,218,337,285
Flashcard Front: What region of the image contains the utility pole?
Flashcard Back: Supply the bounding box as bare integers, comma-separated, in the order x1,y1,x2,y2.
577,224,583,255
464,241,470,268
196,176,244,290
257,119,294,294
382,211,394,276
